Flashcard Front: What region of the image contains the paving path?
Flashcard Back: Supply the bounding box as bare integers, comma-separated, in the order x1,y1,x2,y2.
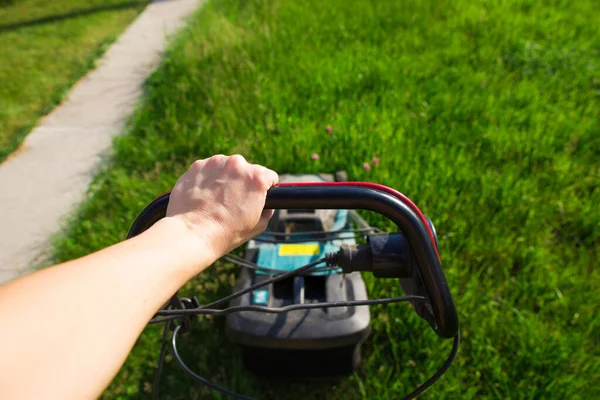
0,0,204,284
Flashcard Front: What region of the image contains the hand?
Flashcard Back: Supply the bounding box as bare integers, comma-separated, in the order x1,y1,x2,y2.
166,155,279,260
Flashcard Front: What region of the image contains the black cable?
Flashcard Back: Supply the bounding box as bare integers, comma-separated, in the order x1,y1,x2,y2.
199,258,326,309
155,295,428,317
167,307,460,400
148,315,182,324
223,254,338,275
225,226,382,269
252,235,365,244
250,226,383,244
148,258,333,325
171,324,255,400
403,330,460,400
152,257,459,399
151,319,172,400
261,227,381,237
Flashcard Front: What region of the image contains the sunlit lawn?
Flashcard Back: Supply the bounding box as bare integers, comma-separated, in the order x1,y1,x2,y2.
53,0,599,398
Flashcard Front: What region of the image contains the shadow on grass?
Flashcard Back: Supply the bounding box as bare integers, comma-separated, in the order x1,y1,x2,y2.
0,0,151,32
155,325,352,400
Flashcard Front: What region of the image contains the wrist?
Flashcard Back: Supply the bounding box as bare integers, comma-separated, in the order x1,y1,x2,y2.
144,217,220,280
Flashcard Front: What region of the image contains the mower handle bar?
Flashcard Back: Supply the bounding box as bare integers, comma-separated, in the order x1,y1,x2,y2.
128,182,459,339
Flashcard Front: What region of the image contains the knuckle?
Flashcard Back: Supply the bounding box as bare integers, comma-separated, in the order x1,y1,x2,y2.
190,159,204,171
226,154,248,173
229,154,247,164
202,154,227,169
209,154,226,163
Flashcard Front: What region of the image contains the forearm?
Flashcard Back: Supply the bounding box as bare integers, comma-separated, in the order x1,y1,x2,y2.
0,218,213,399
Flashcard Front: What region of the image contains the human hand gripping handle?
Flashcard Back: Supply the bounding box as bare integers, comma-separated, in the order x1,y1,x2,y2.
165,154,279,271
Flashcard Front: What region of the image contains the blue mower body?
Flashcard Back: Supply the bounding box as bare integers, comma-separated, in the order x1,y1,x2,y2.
225,173,371,377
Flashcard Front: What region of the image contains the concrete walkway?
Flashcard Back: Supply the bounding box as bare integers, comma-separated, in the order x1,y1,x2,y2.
0,0,203,284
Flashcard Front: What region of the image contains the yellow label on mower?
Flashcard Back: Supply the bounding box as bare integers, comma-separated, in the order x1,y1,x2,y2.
278,244,320,256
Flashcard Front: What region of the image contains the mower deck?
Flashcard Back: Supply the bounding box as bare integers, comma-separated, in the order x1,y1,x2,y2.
225,173,371,377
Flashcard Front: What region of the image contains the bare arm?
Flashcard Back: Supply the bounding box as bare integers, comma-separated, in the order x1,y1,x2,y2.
0,155,278,400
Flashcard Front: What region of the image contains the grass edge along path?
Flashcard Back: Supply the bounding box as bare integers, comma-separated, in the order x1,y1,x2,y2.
0,0,149,162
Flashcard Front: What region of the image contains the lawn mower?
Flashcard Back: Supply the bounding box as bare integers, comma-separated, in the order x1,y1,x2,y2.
226,172,372,377
127,175,460,399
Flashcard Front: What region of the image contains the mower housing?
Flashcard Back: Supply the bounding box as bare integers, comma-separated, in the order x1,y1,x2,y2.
225,173,371,377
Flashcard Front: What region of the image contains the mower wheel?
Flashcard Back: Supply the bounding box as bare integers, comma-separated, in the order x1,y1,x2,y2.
351,343,362,371
241,344,362,378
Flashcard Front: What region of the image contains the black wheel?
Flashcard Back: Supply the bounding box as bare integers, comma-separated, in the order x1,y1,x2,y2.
350,343,362,371
335,170,348,182
241,344,362,377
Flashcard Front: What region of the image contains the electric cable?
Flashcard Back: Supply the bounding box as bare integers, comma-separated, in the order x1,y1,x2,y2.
199,258,326,309
165,305,460,400
151,319,172,400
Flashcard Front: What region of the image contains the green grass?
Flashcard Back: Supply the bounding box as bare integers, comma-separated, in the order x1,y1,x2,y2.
0,0,148,162
52,0,600,398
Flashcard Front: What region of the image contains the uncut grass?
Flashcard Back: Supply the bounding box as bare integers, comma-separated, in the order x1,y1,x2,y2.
0,0,148,161
51,0,600,398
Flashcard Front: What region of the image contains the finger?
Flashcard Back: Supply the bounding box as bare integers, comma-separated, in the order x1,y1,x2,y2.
188,159,206,172
227,154,248,167
255,209,275,234
252,164,279,190
225,154,251,178
266,168,279,187
260,209,275,220
205,154,228,169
